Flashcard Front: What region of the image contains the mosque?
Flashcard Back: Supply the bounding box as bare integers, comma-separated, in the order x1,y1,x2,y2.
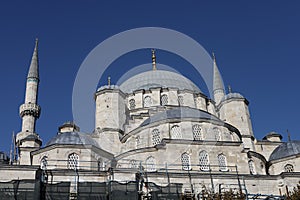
0,39,299,199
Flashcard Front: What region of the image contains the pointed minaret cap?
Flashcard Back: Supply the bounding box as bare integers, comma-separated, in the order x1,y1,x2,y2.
212,52,225,93
27,38,39,80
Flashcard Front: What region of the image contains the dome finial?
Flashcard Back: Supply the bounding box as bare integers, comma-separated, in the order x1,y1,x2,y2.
152,49,157,71
287,129,291,141
228,85,232,93
108,76,111,87
212,51,216,62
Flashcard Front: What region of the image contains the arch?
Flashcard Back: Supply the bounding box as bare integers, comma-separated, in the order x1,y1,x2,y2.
129,99,136,109
145,156,156,172
199,151,209,171
151,129,161,145
68,153,79,170
284,164,294,173
161,94,168,106
248,160,256,175
170,125,182,139
181,153,191,170
217,154,228,171
40,156,48,170
144,96,152,107
192,124,202,140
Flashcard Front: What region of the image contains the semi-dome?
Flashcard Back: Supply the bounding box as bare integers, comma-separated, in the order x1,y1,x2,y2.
141,107,221,127
119,70,201,93
45,132,100,148
269,141,300,161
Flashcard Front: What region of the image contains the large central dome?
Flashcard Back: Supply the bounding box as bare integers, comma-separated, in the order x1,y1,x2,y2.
119,70,201,93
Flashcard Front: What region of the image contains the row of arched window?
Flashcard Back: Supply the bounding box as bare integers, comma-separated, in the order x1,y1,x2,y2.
150,126,228,146
180,151,228,171
129,152,227,172
128,95,185,109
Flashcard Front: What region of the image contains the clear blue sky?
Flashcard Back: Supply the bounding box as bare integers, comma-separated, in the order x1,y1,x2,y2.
0,1,299,154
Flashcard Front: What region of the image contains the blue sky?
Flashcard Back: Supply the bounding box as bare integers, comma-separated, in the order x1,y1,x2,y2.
0,1,299,154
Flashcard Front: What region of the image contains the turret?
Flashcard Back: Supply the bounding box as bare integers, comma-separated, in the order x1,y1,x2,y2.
94,78,126,154
16,39,42,165
218,92,255,150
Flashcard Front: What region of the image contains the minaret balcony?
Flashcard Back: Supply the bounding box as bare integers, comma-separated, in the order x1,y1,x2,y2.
19,103,41,118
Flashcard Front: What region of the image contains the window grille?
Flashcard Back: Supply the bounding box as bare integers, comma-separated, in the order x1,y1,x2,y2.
171,125,182,139
130,160,138,169
217,154,228,171
248,160,256,175
161,94,168,106
213,128,221,141
152,129,161,145
181,153,191,170
192,124,202,140
284,164,294,173
178,96,184,106
40,156,48,170
129,99,136,109
144,96,152,107
199,151,209,171
146,157,156,172
68,153,79,170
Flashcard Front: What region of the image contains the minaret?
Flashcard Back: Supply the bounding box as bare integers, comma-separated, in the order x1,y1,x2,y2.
16,39,42,165
212,53,225,105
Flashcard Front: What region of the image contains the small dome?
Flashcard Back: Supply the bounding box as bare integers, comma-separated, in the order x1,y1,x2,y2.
269,141,300,161
119,70,201,93
221,93,244,101
45,132,100,148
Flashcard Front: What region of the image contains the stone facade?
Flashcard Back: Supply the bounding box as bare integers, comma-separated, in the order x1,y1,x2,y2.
0,41,299,198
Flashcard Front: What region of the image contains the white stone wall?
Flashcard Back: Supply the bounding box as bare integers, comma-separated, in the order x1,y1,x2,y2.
269,157,300,175
95,89,126,131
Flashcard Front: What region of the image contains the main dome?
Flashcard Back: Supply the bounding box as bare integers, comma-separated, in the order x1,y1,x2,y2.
119,70,201,93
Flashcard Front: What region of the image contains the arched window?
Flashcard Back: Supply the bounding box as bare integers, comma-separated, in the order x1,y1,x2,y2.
192,124,202,140
130,160,138,169
152,129,161,145
145,156,156,172
284,164,294,173
144,96,152,107
248,160,256,175
68,153,79,170
199,151,209,171
129,99,136,110
181,153,191,170
178,95,184,106
136,135,141,148
97,158,103,171
161,94,168,106
40,156,48,170
170,125,182,139
217,154,228,171
213,128,221,141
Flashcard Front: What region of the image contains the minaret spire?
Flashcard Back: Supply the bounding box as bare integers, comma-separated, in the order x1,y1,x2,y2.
212,52,225,104
152,49,157,71
16,39,42,165
27,38,39,80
